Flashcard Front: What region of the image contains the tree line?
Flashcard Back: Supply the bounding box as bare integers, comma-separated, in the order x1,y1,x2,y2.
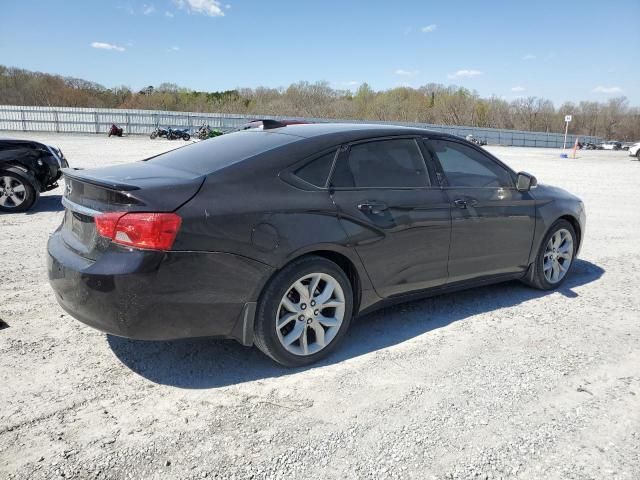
1,65,638,140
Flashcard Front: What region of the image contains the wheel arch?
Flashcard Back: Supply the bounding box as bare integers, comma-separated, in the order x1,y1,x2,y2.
559,214,582,252
0,163,41,191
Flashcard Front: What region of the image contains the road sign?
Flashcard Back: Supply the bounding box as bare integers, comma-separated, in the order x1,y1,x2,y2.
562,115,573,150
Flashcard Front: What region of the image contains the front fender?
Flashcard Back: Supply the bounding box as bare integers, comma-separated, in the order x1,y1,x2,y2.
528,188,585,264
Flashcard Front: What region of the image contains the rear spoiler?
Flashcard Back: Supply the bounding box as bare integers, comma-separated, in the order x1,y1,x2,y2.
62,168,140,191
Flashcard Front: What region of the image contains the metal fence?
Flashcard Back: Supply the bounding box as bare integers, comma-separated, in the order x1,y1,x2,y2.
0,105,600,148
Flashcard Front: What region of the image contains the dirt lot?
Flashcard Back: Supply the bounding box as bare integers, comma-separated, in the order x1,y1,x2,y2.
1,133,639,480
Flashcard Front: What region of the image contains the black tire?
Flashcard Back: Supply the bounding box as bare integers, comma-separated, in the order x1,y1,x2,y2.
522,219,577,290
254,255,354,367
636,150,640,159
0,170,38,213
183,134,190,141
150,131,158,139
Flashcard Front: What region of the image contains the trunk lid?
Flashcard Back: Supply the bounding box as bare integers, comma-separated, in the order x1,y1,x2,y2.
60,162,205,260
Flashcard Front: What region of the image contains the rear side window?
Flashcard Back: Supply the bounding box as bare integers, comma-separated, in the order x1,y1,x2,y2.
294,150,336,187
331,138,429,188
147,130,299,175
427,139,513,188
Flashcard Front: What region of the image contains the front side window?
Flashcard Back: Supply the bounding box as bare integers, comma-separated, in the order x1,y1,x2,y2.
427,139,513,188
331,138,429,188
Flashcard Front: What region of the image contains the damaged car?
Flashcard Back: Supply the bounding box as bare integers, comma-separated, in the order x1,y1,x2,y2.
0,138,68,212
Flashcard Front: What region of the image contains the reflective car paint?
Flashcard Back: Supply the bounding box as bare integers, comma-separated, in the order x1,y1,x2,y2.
47,124,585,345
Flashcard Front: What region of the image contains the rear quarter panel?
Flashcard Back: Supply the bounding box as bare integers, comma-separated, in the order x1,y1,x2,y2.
173,150,374,294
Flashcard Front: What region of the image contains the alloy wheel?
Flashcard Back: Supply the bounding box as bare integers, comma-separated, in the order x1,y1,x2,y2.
0,176,27,209
275,272,345,356
543,228,574,284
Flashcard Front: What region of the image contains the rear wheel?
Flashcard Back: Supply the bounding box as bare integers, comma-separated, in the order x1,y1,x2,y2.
254,256,353,367
522,219,576,290
183,134,190,141
0,171,37,213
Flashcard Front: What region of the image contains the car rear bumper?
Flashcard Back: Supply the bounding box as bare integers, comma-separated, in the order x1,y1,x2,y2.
47,229,273,342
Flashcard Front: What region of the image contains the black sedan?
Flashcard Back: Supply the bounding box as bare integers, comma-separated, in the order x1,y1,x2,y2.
0,138,68,212
47,123,585,366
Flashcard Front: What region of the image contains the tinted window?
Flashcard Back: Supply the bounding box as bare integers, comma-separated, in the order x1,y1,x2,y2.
427,139,512,188
294,150,336,187
147,130,299,175
331,139,429,188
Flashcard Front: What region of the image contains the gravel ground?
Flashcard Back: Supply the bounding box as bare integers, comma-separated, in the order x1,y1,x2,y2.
1,133,639,480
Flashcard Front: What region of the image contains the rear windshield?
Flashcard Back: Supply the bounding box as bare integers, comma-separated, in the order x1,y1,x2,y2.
146,130,300,175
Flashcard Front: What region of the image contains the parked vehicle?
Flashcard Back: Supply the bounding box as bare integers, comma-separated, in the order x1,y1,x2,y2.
621,142,635,151
465,134,487,146
629,142,640,158
196,123,223,140
583,142,598,150
230,119,309,133
0,138,69,212
150,127,168,139
108,124,123,137
48,123,585,366
167,128,191,141
601,141,622,150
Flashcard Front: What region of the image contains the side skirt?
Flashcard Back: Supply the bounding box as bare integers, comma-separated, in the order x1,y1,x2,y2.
357,271,527,317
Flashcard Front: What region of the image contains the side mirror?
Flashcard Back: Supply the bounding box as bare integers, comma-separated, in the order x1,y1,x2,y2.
516,172,538,192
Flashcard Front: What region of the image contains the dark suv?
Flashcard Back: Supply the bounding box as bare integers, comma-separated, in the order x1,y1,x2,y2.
48,123,585,366
0,138,68,212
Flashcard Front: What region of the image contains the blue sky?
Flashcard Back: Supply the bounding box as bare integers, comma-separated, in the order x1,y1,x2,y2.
2,0,639,105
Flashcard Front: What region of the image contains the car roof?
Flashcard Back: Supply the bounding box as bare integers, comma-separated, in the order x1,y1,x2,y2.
257,122,441,140
0,138,43,146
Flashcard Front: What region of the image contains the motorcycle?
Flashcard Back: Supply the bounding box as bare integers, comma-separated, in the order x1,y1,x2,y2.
167,127,191,141
196,123,223,140
150,127,168,139
108,124,123,137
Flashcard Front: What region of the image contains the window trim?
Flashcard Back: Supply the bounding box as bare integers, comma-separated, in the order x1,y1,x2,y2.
422,136,517,189
328,136,434,191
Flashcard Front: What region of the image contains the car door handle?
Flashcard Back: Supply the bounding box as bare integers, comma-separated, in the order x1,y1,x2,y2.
357,202,388,214
453,199,478,209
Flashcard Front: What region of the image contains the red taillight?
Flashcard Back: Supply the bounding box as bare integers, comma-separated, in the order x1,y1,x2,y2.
95,212,182,251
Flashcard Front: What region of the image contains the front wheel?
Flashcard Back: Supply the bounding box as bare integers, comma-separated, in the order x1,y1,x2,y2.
522,219,577,290
183,134,190,141
254,256,354,367
0,171,38,213
150,131,158,139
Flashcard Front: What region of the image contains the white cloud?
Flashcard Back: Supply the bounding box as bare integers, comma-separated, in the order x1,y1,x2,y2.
511,86,525,92
165,11,174,17
168,46,180,51
90,42,125,52
592,86,623,94
421,24,437,33
143,3,155,14
447,69,482,79
174,0,225,17
395,69,418,77
522,54,536,60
